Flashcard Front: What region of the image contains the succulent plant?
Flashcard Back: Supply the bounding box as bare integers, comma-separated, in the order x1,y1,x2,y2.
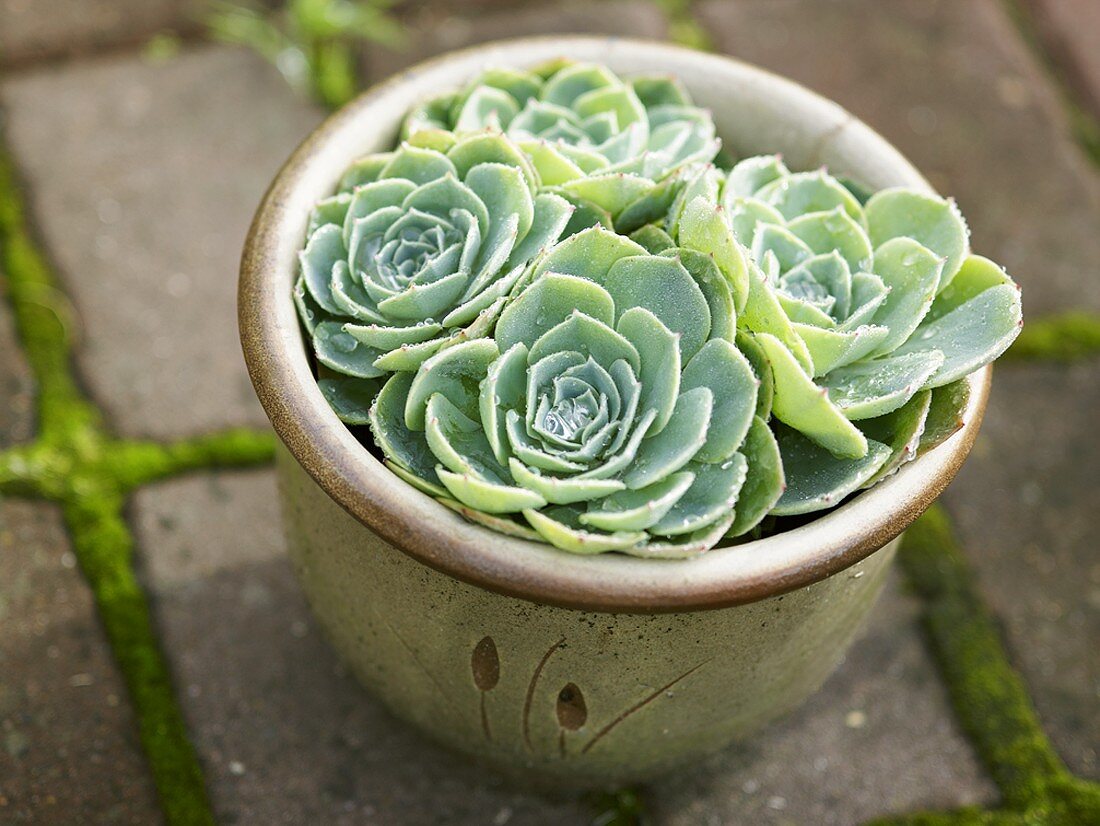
661,155,1022,516
368,227,783,556
294,129,574,418
295,60,1023,557
403,60,720,232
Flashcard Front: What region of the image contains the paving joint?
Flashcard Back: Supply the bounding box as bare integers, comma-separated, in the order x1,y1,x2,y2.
0,133,274,826
866,505,1100,825
1004,311,1100,362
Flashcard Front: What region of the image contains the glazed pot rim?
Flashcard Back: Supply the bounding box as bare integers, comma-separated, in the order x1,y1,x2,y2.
239,35,990,614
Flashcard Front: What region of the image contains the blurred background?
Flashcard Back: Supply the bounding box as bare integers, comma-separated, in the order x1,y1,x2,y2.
0,1,1097,824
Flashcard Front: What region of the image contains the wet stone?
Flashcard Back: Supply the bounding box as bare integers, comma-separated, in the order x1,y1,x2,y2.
1026,0,1100,117
647,571,996,825
0,45,324,439
0,0,201,67
365,0,668,82
945,362,1100,779
131,469,591,825
0,500,161,824
695,0,1100,317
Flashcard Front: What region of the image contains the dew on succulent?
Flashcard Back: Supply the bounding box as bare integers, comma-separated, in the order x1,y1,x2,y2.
294,62,1021,557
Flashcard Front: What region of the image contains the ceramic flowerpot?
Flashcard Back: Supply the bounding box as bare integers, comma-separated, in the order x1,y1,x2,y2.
239,37,990,788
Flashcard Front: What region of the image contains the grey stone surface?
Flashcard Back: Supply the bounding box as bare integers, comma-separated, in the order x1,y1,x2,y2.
648,572,996,825
0,285,33,447
131,469,591,825
0,45,323,439
0,0,201,67
0,500,161,824
365,0,668,82
696,0,1100,317
1028,0,1100,117
945,363,1100,779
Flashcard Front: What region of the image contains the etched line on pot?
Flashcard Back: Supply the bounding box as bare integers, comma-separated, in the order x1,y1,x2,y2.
580,659,711,756
522,637,566,751
471,636,500,742
383,617,462,716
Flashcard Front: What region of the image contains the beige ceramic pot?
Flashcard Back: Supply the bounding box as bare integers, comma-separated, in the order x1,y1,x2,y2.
240,37,990,788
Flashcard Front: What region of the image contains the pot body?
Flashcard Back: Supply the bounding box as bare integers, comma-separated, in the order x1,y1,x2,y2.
278,446,897,787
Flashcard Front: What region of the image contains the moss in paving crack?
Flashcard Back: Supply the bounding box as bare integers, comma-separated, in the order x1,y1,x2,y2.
883,505,1100,824
588,788,646,826
1002,0,1100,168
1004,312,1100,363
0,147,98,442
62,482,215,826
652,0,712,51
1,135,273,823
103,428,276,490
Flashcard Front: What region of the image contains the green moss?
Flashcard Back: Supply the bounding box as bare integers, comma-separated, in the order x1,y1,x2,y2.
887,505,1100,824
61,483,216,826
0,148,100,442
652,0,713,51
103,429,277,490
588,788,647,826
1,138,273,824
1004,312,1100,363
1002,0,1100,169
870,810,1023,825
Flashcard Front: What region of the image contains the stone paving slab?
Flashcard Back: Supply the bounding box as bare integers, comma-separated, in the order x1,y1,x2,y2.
648,571,996,825
0,45,323,440
364,0,668,82
131,469,593,825
1027,0,1100,117
945,362,1100,780
0,500,161,824
0,287,33,447
696,0,1100,318
129,470,997,824
697,0,1100,785
0,0,201,68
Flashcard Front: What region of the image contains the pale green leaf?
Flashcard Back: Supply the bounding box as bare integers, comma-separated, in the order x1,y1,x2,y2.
772,425,891,516
866,188,969,289
727,416,784,536
822,350,945,420
756,333,868,458
681,339,757,461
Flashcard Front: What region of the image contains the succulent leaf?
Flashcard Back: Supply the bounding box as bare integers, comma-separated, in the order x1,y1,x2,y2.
865,187,969,290
771,425,891,516
726,416,784,537
857,389,932,486
918,379,971,454
755,333,868,459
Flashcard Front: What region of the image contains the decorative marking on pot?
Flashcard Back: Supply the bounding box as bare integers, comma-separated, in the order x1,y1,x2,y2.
522,637,565,751
381,613,462,717
555,683,587,758
467,633,711,760
580,658,711,755
471,635,501,741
